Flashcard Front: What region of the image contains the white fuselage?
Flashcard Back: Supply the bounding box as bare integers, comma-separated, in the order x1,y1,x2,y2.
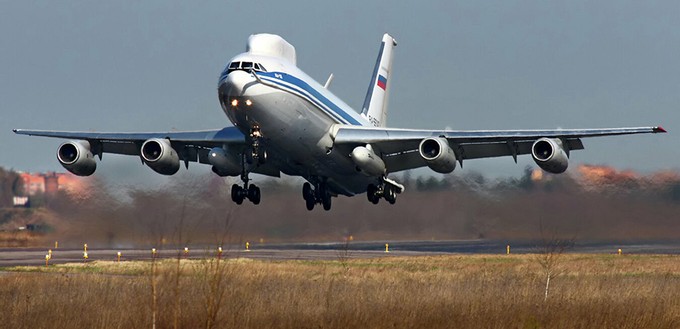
217,54,377,196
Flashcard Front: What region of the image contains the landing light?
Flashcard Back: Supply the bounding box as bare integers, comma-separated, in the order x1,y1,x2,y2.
245,99,253,106
231,99,238,107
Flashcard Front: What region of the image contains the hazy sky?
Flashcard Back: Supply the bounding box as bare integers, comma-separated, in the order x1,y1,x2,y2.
1,1,678,182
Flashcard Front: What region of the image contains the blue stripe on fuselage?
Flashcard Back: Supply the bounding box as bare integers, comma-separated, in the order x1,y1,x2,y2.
257,72,362,126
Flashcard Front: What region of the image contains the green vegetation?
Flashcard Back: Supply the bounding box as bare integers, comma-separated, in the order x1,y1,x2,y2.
1,254,679,328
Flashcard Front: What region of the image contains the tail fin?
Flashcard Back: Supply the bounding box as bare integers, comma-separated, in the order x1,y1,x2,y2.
361,33,397,127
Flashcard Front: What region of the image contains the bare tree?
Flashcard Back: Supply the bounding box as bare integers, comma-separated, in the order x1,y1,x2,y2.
534,223,575,301
335,235,353,274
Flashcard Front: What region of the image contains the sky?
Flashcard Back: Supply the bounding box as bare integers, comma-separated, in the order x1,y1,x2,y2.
1,1,678,183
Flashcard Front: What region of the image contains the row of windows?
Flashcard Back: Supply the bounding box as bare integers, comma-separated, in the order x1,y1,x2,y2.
227,61,267,73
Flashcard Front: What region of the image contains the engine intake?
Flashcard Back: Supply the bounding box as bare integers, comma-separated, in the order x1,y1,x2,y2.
141,138,180,175
531,138,569,173
419,137,457,174
57,141,97,176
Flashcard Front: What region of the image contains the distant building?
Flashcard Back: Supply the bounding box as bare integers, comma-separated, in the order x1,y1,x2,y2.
18,172,87,196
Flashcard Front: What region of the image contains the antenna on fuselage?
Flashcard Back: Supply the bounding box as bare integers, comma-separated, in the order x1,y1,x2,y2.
324,73,334,89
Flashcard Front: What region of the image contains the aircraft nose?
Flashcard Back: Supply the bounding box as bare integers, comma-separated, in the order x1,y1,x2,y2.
220,70,253,96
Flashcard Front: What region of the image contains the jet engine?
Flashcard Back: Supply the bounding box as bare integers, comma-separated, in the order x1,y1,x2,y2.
418,137,457,174
208,147,241,177
141,138,180,175
57,141,97,176
531,138,569,173
350,145,386,176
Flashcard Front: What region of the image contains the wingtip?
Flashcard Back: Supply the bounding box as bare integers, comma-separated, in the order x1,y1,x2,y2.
654,126,667,133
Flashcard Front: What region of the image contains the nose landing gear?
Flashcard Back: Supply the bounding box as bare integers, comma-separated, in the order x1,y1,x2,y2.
230,128,265,206
231,166,260,205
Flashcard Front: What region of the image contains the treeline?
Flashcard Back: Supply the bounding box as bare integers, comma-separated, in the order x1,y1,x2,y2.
4,166,680,247
411,166,680,203
0,168,23,208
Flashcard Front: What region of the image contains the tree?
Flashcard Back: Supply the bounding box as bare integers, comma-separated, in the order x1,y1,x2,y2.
534,224,575,301
0,168,24,207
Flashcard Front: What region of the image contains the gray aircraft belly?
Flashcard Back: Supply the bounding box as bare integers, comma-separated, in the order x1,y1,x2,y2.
246,91,376,196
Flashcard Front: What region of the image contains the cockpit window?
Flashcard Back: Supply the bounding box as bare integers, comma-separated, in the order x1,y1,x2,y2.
225,61,267,75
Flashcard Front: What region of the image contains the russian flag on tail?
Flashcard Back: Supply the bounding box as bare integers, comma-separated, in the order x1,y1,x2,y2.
377,74,387,90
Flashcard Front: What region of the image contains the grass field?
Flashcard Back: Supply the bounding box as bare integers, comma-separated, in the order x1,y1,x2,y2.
1,253,679,329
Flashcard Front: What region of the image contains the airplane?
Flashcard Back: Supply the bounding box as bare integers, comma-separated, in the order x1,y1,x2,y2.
14,33,666,211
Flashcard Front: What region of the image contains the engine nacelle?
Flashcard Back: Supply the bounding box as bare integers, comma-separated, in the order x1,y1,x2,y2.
531,138,569,174
57,141,97,176
419,137,457,174
141,138,180,175
350,145,386,177
208,147,241,177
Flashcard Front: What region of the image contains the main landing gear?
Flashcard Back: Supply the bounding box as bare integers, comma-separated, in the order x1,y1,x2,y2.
302,181,332,211
366,177,403,205
231,181,260,205
230,126,265,205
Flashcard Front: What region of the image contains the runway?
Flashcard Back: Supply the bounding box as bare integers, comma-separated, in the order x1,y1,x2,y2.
1,240,679,267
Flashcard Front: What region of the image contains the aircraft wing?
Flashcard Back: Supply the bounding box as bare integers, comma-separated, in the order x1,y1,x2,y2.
13,127,279,177
332,125,666,173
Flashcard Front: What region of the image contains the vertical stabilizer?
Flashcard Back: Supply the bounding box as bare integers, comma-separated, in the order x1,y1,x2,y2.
361,34,397,127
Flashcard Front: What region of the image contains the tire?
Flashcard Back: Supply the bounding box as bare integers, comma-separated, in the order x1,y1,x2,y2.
322,195,332,211
321,191,333,211
305,198,315,211
231,184,243,204
385,186,397,205
302,182,313,201
249,185,261,205
367,184,377,203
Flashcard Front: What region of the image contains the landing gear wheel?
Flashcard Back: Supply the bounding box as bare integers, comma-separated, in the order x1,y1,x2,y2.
305,197,315,211
231,184,244,205
385,186,397,205
303,182,315,210
303,182,313,200
302,180,334,211
367,184,380,204
248,185,261,205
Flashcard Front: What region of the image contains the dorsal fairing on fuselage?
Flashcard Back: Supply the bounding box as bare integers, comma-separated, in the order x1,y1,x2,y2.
218,34,297,85
247,33,297,66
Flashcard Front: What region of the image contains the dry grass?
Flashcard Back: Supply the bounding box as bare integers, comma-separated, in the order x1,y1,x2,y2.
1,254,679,329
0,231,41,248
